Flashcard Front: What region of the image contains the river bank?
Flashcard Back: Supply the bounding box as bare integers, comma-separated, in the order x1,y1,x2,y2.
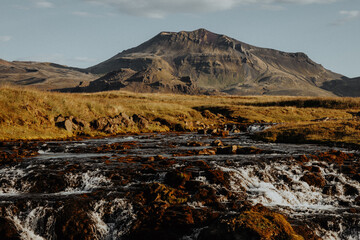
1,86,360,147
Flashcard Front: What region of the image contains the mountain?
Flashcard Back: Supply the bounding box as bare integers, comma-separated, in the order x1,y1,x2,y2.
322,77,360,97
1,29,357,96
0,59,97,90
77,28,344,96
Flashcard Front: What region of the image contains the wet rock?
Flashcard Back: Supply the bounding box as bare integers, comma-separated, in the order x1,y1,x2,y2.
0,142,39,165
322,185,340,196
186,141,205,147
54,201,98,240
193,186,221,208
205,169,230,188
211,139,224,147
198,148,216,155
165,171,192,188
211,130,229,137
24,172,67,193
198,205,303,240
292,224,322,240
216,145,237,154
197,129,206,134
236,146,264,154
129,206,195,240
344,184,359,196
300,172,326,188
0,217,21,240
144,182,188,205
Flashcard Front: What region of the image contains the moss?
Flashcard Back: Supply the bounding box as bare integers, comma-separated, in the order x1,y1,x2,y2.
225,210,304,240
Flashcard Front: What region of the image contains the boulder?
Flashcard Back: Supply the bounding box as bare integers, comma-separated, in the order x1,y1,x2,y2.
216,145,238,154
300,172,326,188
132,114,149,129
0,217,21,240
198,206,304,240
54,201,98,240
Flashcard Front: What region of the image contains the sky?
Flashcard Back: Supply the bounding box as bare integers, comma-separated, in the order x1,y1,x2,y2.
0,0,359,77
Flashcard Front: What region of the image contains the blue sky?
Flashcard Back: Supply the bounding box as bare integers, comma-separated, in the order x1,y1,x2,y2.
0,0,359,77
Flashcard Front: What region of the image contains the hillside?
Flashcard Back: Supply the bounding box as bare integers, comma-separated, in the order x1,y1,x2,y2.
322,76,360,97
0,59,97,90
77,28,344,96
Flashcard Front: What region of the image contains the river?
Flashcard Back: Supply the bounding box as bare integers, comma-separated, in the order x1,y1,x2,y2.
0,130,359,239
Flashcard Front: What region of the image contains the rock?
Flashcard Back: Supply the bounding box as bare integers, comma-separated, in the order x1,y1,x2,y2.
174,123,186,132
72,117,89,129
300,172,326,188
90,117,109,131
186,141,205,147
64,119,75,132
54,201,98,240
198,206,303,240
202,110,217,119
24,172,67,193
211,139,224,147
55,114,66,123
216,145,238,154
0,217,21,240
205,169,230,188
55,115,86,132
344,184,359,196
197,129,206,134
322,185,340,195
132,114,149,129
236,146,263,154
165,171,192,188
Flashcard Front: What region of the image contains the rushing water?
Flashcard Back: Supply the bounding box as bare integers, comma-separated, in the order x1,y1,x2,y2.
0,131,359,239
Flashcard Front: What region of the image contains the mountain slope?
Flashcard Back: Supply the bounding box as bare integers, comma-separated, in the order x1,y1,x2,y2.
82,29,344,96
321,77,360,97
0,59,97,90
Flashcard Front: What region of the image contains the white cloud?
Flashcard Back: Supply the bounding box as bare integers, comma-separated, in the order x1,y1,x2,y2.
340,10,360,19
72,11,91,17
35,1,54,8
332,10,359,25
0,36,12,42
84,0,339,18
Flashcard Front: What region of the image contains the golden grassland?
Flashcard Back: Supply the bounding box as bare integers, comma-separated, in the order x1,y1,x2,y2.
0,86,360,144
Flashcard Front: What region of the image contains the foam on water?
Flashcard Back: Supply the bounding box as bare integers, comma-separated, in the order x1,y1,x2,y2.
65,170,112,192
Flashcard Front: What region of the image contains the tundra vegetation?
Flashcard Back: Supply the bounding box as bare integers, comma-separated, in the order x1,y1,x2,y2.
1,86,359,145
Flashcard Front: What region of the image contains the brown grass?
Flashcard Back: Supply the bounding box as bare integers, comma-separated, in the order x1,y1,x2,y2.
256,120,360,145
1,86,360,143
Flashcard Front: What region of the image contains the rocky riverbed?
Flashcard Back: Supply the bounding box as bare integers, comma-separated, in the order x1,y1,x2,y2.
0,130,359,239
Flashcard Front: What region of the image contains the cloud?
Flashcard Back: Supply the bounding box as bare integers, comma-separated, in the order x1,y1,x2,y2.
84,0,339,18
72,11,91,17
35,1,54,8
340,10,360,19
332,10,360,25
0,36,12,42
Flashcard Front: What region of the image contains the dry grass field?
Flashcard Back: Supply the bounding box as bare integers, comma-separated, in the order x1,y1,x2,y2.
1,86,360,144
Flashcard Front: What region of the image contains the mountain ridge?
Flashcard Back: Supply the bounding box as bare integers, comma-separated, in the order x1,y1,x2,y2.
1,29,359,96
81,28,345,96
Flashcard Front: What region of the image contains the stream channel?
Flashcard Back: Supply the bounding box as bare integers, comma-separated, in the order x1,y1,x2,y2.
0,129,359,239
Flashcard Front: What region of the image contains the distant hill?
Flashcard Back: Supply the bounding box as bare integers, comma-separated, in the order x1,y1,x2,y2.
1,29,358,96
79,28,345,96
322,77,360,97
0,59,97,90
